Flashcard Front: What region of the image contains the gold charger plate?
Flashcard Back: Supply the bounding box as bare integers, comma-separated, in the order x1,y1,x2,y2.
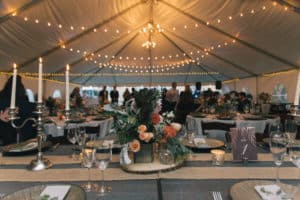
263,138,300,147
121,157,184,174
2,184,86,200
182,138,225,149
230,180,299,200
2,138,52,156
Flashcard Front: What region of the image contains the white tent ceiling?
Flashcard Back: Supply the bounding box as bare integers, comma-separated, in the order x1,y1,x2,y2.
0,0,299,85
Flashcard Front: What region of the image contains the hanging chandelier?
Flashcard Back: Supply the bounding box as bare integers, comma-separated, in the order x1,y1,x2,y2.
141,22,163,48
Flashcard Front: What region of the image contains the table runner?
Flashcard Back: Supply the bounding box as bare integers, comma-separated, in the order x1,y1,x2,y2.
0,153,298,182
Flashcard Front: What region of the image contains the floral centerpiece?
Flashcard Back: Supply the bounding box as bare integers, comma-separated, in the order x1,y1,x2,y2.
259,92,271,104
112,88,189,163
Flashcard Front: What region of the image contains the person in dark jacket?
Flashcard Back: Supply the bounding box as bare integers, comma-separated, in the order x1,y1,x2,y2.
174,85,196,124
0,75,36,145
110,85,119,105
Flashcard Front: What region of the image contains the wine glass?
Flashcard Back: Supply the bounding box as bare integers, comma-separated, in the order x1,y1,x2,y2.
76,127,87,159
67,128,77,159
269,126,288,184
81,147,96,192
96,143,113,196
285,119,297,154
288,145,300,198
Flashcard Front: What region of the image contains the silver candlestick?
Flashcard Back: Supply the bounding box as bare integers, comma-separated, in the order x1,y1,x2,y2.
9,103,52,171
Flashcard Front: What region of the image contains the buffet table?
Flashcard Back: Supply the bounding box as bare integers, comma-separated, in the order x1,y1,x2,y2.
0,146,299,200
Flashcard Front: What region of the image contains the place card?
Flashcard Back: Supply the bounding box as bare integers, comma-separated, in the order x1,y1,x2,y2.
40,185,71,200
230,127,257,161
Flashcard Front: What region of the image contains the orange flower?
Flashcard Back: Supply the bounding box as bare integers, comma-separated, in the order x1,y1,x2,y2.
138,125,147,134
170,122,182,132
163,125,176,138
139,132,148,141
129,139,140,152
144,132,154,142
151,113,161,125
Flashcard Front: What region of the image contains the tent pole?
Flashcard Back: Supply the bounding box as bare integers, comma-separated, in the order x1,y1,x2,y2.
256,76,259,104
294,69,300,106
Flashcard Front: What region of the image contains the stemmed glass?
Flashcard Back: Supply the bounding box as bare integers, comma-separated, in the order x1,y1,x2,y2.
269,125,288,184
96,143,113,196
76,127,87,159
66,128,77,159
290,146,300,194
81,147,96,192
285,119,297,154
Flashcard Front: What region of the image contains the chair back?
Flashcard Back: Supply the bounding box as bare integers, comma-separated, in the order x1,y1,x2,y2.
201,121,236,142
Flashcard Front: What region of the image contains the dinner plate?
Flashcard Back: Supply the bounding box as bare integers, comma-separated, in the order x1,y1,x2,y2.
2,184,86,200
182,138,224,149
2,139,52,156
92,116,110,121
190,112,207,118
263,138,300,147
230,180,299,200
244,116,266,120
217,116,233,120
68,119,86,123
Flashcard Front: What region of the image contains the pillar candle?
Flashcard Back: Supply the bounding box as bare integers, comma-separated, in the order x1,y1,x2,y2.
65,64,70,110
10,63,17,109
38,57,43,103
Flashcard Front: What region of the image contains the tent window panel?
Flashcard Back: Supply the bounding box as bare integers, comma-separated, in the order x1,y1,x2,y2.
53,90,62,98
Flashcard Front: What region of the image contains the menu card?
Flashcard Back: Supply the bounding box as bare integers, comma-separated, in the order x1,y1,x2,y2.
230,127,257,161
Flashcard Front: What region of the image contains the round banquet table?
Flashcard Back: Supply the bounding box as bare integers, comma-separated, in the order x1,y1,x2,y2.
186,114,280,136
43,116,113,138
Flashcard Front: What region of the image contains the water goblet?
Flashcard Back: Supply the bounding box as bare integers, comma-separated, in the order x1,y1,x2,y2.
269,128,288,184
66,128,77,159
81,147,96,192
96,144,113,196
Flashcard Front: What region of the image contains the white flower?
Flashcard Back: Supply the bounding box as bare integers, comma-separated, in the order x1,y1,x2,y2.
170,122,182,132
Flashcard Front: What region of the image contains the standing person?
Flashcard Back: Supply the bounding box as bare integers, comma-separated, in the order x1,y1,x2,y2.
98,85,109,106
110,85,119,105
165,82,179,111
70,87,83,108
174,84,196,124
0,75,36,145
123,88,130,106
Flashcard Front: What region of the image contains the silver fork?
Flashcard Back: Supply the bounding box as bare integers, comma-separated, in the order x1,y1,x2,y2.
212,191,223,200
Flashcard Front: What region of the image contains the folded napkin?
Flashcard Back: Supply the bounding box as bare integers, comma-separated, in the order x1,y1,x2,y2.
193,138,210,147
40,185,71,200
255,185,291,200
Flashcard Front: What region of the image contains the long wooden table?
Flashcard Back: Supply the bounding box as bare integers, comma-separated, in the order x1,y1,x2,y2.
0,146,299,200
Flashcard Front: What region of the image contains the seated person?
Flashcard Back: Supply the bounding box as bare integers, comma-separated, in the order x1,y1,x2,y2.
0,75,36,145
237,92,251,113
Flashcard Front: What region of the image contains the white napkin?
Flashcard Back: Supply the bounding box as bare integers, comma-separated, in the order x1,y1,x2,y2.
40,185,71,200
255,185,291,200
193,138,210,147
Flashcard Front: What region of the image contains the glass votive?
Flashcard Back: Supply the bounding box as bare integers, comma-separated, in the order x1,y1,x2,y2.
211,149,225,166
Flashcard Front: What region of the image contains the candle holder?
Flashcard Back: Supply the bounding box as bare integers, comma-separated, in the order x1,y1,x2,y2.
9,103,53,171
65,109,71,122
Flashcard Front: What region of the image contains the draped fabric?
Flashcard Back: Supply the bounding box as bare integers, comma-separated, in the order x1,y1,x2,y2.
0,0,299,85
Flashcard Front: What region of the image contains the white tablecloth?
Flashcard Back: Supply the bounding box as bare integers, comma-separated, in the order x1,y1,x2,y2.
43,116,113,138
186,114,280,136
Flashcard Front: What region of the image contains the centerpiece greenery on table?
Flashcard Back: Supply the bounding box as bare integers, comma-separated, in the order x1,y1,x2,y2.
112,88,189,163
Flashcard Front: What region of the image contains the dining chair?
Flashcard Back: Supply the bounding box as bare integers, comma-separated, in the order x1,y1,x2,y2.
201,121,236,142
85,125,101,138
